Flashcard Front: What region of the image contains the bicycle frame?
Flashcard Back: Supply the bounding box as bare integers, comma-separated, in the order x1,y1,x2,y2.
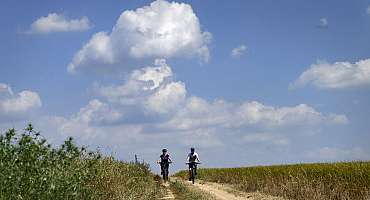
186,162,200,184
158,161,172,182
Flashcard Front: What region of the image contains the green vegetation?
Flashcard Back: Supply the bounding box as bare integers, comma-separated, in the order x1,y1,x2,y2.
0,124,161,200
174,162,370,200
170,180,215,200
90,158,162,199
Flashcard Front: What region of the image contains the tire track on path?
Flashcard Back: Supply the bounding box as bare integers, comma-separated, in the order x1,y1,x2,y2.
160,182,175,200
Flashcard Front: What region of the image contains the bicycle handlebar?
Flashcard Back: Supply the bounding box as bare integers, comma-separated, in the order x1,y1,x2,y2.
186,162,201,164
157,161,173,164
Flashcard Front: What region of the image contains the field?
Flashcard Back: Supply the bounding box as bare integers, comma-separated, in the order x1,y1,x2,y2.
0,124,162,200
174,161,370,200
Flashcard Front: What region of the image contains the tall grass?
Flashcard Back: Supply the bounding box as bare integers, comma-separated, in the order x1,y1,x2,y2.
174,162,370,200
170,180,215,200
89,158,162,199
0,124,161,200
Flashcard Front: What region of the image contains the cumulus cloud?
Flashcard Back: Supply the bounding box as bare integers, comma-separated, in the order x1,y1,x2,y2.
317,17,328,28
96,59,347,132
59,60,349,150
28,13,91,34
0,83,42,121
237,102,347,127
231,45,247,58
68,0,211,74
290,59,370,90
145,82,186,114
162,99,347,131
96,59,181,108
73,99,123,126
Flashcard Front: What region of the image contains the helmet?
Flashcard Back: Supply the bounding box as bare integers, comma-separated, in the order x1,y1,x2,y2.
190,147,195,152
162,148,167,153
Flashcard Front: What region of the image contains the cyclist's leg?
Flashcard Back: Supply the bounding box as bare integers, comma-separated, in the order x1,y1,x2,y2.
160,163,164,175
165,163,169,179
188,164,192,181
194,164,198,175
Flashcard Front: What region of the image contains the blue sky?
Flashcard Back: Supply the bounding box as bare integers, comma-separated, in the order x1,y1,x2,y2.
1,0,370,172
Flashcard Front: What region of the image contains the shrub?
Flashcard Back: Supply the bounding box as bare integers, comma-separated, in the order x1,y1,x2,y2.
0,124,161,200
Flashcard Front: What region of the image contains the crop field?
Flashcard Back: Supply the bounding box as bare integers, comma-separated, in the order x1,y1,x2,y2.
0,124,162,200
174,161,370,200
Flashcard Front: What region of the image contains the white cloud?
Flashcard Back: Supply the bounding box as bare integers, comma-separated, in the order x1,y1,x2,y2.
317,17,328,28
367,6,370,15
73,99,123,125
68,32,114,73
43,99,124,141
132,59,173,90
231,45,247,58
96,59,174,104
237,102,347,127
145,81,186,114
0,83,13,95
29,13,91,34
290,59,370,90
0,84,42,121
89,60,348,141
243,133,289,146
68,0,211,73
306,147,370,161
182,128,223,148
163,99,347,131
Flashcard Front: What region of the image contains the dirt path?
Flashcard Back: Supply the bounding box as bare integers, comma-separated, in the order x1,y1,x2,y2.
177,179,285,200
160,182,175,200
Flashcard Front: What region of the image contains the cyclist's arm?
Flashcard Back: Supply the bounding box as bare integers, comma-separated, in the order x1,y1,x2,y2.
195,153,200,163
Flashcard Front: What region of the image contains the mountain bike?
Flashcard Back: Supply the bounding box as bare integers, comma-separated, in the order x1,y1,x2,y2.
186,161,201,184
158,161,172,182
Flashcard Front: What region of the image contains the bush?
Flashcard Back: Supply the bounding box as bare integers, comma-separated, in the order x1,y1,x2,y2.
0,124,161,200
0,124,100,199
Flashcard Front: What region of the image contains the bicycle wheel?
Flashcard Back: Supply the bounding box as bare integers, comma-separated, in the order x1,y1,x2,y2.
191,168,195,184
163,168,168,182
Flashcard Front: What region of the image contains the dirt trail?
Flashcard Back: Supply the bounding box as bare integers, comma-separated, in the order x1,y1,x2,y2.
160,182,175,200
177,179,285,200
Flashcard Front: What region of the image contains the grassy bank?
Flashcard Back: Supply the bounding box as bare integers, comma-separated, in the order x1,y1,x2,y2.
90,158,162,199
170,180,215,200
174,161,370,200
0,124,161,200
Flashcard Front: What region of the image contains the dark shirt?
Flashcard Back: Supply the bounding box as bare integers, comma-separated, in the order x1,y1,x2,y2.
160,153,170,164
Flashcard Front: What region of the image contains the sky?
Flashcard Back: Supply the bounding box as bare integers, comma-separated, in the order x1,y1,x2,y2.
1,0,370,173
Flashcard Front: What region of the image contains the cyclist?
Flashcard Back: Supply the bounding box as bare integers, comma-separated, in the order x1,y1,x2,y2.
158,148,172,180
187,147,200,181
